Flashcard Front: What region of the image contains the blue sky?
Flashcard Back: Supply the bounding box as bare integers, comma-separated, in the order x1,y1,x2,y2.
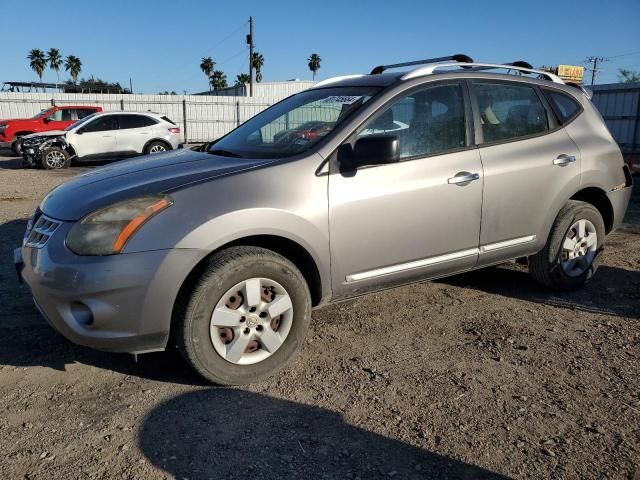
3,0,639,93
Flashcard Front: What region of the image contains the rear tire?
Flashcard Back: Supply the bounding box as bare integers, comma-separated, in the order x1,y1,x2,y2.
529,200,605,290
175,246,312,385
41,147,70,170
144,141,169,155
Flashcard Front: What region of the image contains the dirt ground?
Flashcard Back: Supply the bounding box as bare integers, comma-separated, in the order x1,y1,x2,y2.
0,150,638,480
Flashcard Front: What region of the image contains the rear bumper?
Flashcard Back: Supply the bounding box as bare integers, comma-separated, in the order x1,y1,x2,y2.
607,183,633,232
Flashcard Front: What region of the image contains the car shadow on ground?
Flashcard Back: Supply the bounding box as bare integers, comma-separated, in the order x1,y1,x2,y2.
138,388,511,480
439,263,640,320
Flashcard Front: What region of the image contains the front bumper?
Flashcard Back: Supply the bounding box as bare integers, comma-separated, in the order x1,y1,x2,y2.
16,220,204,353
0,141,11,149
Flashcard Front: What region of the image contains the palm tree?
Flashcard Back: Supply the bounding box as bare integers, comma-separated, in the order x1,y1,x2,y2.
209,70,228,91
308,53,321,81
251,52,264,83
235,73,250,86
27,49,46,85
618,68,640,83
46,48,63,84
200,57,215,91
64,55,82,84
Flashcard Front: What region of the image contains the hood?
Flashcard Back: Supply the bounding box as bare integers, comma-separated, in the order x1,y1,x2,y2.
40,149,274,221
23,130,66,139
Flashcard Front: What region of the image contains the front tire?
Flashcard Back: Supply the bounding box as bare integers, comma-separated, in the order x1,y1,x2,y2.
529,201,605,290
175,246,312,385
11,137,24,156
41,147,70,170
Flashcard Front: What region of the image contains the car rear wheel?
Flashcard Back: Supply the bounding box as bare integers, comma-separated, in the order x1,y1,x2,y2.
145,141,169,155
529,200,605,289
41,147,71,170
175,246,311,385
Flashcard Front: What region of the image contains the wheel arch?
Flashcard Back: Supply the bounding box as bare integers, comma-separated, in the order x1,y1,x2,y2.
12,131,35,141
172,234,324,330
143,138,172,153
570,186,614,233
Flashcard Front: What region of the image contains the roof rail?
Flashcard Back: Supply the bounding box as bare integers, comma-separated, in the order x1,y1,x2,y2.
370,54,473,75
401,62,565,84
313,74,365,88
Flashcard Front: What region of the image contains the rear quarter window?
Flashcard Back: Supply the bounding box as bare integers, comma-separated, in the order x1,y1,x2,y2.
161,116,176,125
545,90,582,124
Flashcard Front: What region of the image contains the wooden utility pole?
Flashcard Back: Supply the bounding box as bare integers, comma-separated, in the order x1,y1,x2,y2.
585,56,607,86
247,16,254,97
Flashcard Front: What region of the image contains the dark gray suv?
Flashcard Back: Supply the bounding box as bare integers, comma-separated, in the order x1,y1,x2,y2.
15,55,633,385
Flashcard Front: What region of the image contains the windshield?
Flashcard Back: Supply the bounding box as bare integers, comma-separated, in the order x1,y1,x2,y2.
209,87,380,159
64,113,97,131
32,108,53,119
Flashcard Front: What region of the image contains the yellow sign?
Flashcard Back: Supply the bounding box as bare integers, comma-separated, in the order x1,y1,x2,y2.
557,65,584,83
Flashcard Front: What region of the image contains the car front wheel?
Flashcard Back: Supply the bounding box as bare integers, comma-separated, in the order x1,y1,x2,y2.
175,246,312,385
11,137,24,156
41,147,71,170
529,200,605,289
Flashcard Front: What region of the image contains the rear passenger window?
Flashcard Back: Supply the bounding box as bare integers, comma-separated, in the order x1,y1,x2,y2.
118,115,157,129
358,82,466,159
474,82,548,143
545,90,581,123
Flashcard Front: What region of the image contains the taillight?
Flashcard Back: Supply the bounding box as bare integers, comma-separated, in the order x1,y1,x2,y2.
168,127,180,134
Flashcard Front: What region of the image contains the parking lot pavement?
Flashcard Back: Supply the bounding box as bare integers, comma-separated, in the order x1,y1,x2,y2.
1,149,639,479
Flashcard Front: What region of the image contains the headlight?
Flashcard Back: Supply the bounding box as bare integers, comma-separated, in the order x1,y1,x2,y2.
0,124,6,130
66,195,173,255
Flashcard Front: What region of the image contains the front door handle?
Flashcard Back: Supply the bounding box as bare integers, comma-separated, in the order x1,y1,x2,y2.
448,172,480,185
553,154,576,166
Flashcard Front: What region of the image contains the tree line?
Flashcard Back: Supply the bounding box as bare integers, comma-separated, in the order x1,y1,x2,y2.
200,52,322,91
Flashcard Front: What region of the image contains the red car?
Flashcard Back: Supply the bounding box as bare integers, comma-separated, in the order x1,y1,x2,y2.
0,105,102,154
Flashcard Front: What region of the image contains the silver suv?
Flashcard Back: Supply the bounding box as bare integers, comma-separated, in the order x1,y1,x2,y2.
15,55,633,385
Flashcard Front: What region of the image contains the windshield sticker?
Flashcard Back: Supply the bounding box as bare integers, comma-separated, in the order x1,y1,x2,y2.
319,95,362,105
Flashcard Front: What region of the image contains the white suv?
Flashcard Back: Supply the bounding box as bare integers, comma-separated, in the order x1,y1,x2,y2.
20,111,181,169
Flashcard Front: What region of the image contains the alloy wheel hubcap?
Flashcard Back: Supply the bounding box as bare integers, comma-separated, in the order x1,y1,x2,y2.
149,145,166,154
560,219,597,277
210,277,293,365
46,151,66,168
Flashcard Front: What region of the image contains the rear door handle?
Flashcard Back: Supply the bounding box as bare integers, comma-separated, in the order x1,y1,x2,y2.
448,172,480,185
553,154,576,166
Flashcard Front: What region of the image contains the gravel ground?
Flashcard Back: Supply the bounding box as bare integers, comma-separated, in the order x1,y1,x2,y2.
0,150,639,480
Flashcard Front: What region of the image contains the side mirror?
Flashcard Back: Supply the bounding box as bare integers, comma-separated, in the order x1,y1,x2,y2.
43,118,50,124
352,135,400,167
76,128,84,135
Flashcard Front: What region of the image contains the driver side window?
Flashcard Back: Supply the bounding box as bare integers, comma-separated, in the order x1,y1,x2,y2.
357,83,467,159
47,110,63,122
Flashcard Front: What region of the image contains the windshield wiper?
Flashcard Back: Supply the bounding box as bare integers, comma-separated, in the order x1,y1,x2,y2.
208,149,245,158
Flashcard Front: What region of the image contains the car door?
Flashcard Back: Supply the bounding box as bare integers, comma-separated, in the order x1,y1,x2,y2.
114,114,155,154
69,115,118,159
469,80,581,267
329,81,484,299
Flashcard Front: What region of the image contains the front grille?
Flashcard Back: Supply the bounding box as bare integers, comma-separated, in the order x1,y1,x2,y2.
24,214,61,248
